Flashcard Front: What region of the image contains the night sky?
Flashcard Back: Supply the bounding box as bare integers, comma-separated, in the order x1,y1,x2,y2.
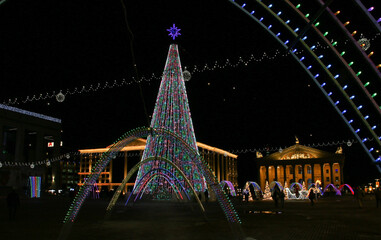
1,0,380,185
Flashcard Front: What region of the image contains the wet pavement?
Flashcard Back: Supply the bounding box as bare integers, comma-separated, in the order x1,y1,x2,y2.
0,194,380,240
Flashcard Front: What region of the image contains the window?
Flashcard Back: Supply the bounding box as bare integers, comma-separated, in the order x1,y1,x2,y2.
326,169,329,174
307,166,312,174
335,177,339,182
289,167,294,175
335,169,338,173
298,166,303,174
326,177,329,181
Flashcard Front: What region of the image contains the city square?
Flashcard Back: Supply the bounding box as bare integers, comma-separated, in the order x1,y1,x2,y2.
1,0,381,239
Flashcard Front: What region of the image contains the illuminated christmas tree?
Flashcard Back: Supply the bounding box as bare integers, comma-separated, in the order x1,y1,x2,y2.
134,43,205,197
263,181,272,200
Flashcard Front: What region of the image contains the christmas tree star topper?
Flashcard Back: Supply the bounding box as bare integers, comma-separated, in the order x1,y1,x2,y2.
167,23,181,40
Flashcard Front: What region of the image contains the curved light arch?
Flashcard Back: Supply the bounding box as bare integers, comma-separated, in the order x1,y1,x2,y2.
63,127,240,225
339,183,354,195
111,157,198,209
244,181,262,199
134,173,184,201
269,181,284,191
289,182,303,191
220,180,237,196
128,167,191,203
229,0,381,172
322,183,341,196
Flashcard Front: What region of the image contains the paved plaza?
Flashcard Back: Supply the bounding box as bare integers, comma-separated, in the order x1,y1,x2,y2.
1,194,380,240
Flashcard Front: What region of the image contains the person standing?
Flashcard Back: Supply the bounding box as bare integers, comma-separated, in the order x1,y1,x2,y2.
7,188,20,220
355,187,365,208
308,189,315,206
375,188,381,208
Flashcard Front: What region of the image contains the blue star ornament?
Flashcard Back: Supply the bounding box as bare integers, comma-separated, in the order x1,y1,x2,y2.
167,24,181,40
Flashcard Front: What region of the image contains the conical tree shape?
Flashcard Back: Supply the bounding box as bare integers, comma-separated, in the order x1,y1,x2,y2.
134,44,204,196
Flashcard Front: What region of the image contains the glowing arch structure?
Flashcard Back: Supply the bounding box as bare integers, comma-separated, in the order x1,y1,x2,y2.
107,156,202,212
269,181,284,191
220,180,237,196
244,181,262,199
127,167,191,203
290,182,303,191
339,184,354,195
322,183,341,196
229,0,381,172
63,127,241,225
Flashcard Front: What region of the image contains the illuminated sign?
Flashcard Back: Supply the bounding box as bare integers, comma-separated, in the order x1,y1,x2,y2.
47,142,54,148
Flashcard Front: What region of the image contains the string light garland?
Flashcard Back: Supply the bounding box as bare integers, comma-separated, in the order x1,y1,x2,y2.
1,138,374,168
2,32,379,106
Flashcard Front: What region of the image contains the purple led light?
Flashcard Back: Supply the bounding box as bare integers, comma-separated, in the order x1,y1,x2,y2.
368,7,374,12
167,24,181,40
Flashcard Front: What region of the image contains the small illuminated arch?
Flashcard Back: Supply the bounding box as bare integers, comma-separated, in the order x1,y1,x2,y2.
269,181,284,191
322,184,341,196
129,167,190,202
220,180,237,196
107,156,204,213
339,184,354,195
289,182,303,191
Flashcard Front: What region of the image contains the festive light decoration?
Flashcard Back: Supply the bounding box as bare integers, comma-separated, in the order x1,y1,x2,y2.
0,104,61,123
134,44,205,194
220,180,237,196
63,45,242,226
229,0,381,174
166,23,181,40
2,32,379,106
56,91,65,102
29,176,41,198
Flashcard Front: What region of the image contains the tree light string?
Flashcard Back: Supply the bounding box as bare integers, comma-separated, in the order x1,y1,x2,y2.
2,32,379,106
0,138,375,168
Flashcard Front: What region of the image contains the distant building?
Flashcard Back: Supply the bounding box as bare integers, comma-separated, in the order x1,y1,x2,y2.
0,104,62,193
78,138,238,192
256,139,344,189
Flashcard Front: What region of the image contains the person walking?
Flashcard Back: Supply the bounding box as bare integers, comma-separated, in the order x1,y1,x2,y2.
355,187,365,208
7,188,20,221
375,188,381,208
308,189,315,206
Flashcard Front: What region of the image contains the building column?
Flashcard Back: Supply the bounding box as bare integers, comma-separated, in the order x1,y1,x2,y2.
274,165,278,182
330,163,334,185
320,164,324,187
221,154,225,181
283,165,287,185
293,165,297,182
266,165,269,183
216,153,220,182
311,164,315,184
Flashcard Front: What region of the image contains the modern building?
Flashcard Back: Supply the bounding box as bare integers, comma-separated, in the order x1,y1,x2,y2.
78,138,238,192
256,139,345,190
0,104,62,193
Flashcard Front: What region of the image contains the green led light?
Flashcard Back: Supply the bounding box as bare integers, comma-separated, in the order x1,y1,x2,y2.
356,71,362,76
324,32,329,36
372,93,377,98
305,13,310,18
315,22,320,27
332,41,337,46
341,51,346,56
296,4,301,8
364,82,370,87
348,61,354,66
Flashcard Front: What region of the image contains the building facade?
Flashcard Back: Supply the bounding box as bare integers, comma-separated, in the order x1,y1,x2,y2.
0,104,62,193
256,140,345,190
78,138,238,191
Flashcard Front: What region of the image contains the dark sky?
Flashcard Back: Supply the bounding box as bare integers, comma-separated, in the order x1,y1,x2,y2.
1,0,380,185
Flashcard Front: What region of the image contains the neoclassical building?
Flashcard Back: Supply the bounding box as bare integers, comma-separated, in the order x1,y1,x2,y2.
78,138,238,191
256,139,345,190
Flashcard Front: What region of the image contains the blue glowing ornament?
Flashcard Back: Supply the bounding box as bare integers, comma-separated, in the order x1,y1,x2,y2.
167,24,181,40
